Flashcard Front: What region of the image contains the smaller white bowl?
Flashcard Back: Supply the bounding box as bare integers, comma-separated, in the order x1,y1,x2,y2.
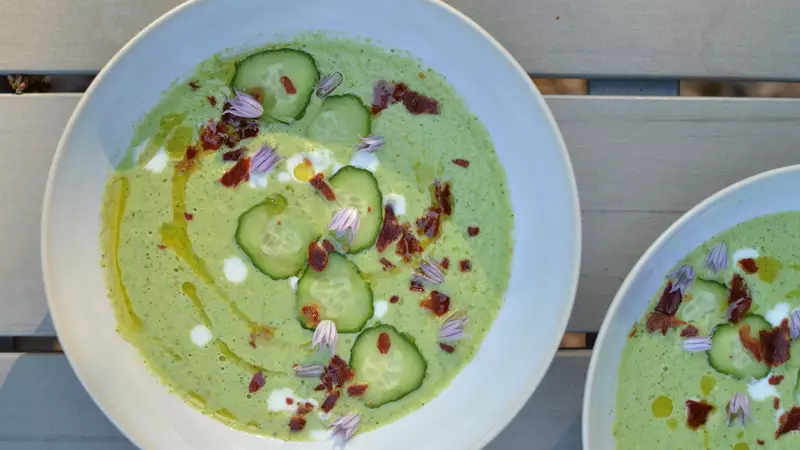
583,165,800,449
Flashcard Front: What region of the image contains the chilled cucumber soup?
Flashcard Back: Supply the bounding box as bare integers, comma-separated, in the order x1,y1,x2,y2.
101,34,513,441
616,212,800,449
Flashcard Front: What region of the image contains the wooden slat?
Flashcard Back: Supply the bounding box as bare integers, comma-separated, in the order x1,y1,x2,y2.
6,95,800,335
3,0,800,79
0,352,586,448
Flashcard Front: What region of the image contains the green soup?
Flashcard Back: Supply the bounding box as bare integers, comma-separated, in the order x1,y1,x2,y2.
101,34,513,441
616,211,800,449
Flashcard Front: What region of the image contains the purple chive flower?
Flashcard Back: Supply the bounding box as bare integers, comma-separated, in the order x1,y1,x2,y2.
727,393,752,426
440,311,468,341
682,336,712,352
667,264,695,296
706,242,729,274
294,364,325,378
224,89,263,118
356,135,385,153
249,143,281,176
328,208,360,244
310,320,337,354
316,72,343,98
790,308,800,340
329,413,360,443
413,255,445,285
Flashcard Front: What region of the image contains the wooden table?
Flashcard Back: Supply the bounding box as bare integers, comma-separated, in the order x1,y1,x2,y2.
3,0,800,448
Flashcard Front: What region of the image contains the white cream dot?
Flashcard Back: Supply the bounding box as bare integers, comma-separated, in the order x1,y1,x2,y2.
373,300,389,319
748,375,779,401
350,151,379,172
383,193,406,216
190,325,213,347
289,276,299,291
248,172,269,189
765,303,790,327
144,149,169,173
278,172,292,183
223,257,248,283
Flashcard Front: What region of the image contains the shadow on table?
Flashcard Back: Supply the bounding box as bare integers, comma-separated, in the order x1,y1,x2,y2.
486,354,587,450
0,353,134,449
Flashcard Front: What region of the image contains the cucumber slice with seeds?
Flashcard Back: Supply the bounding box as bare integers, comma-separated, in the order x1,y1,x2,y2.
307,94,371,145
235,199,320,280
350,325,427,407
328,166,382,253
678,279,728,333
708,314,770,379
295,252,373,332
233,49,320,123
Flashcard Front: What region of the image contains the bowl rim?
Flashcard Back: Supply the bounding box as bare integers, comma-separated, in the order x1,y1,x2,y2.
42,0,582,447
582,163,800,448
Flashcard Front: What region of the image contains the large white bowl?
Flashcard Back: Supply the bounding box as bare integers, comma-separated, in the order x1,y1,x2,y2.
42,0,581,448
583,165,800,449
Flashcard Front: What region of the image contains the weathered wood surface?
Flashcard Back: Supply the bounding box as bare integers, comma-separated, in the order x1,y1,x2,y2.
3,0,800,79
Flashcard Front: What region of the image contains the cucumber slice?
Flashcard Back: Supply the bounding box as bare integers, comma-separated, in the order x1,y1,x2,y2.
677,279,728,333
350,325,427,407
307,94,371,145
233,49,320,123
328,167,383,253
708,314,771,379
295,252,373,332
235,198,320,279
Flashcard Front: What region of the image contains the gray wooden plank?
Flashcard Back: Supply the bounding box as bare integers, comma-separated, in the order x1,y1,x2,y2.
0,95,78,336
0,354,134,449
5,95,800,334
0,352,586,449
3,0,800,79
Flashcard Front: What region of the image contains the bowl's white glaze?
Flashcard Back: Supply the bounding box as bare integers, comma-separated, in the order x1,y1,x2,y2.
42,0,580,448
583,165,800,449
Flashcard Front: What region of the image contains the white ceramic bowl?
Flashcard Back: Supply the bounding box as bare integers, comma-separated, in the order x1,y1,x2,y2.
583,165,800,449
42,0,580,448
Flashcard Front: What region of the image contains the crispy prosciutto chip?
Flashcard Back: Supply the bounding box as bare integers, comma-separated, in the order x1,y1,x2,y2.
686,400,714,430
280,76,297,94
739,323,764,362
248,326,274,349
459,260,472,272
389,295,400,304
410,280,425,292
439,343,455,353
646,312,686,335
220,157,251,187
728,274,753,323
321,240,336,254
307,242,328,272
377,332,391,354
762,319,791,367
376,205,403,253
421,291,451,316
301,305,320,328
396,230,423,263
415,208,442,238
222,148,244,161
440,257,450,269
371,80,440,115
347,384,368,397
452,159,470,168
248,372,265,393
775,397,781,410
379,257,396,270
319,355,354,393
770,375,785,385
201,122,224,150
739,258,759,273
309,173,336,201
467,226,480,237
681,325,699,338
296,402,314,415
654,281,682,316
434,180,453,216
777,406,800,438
188,80,200,90
321,390,341,413
289,415,306,432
